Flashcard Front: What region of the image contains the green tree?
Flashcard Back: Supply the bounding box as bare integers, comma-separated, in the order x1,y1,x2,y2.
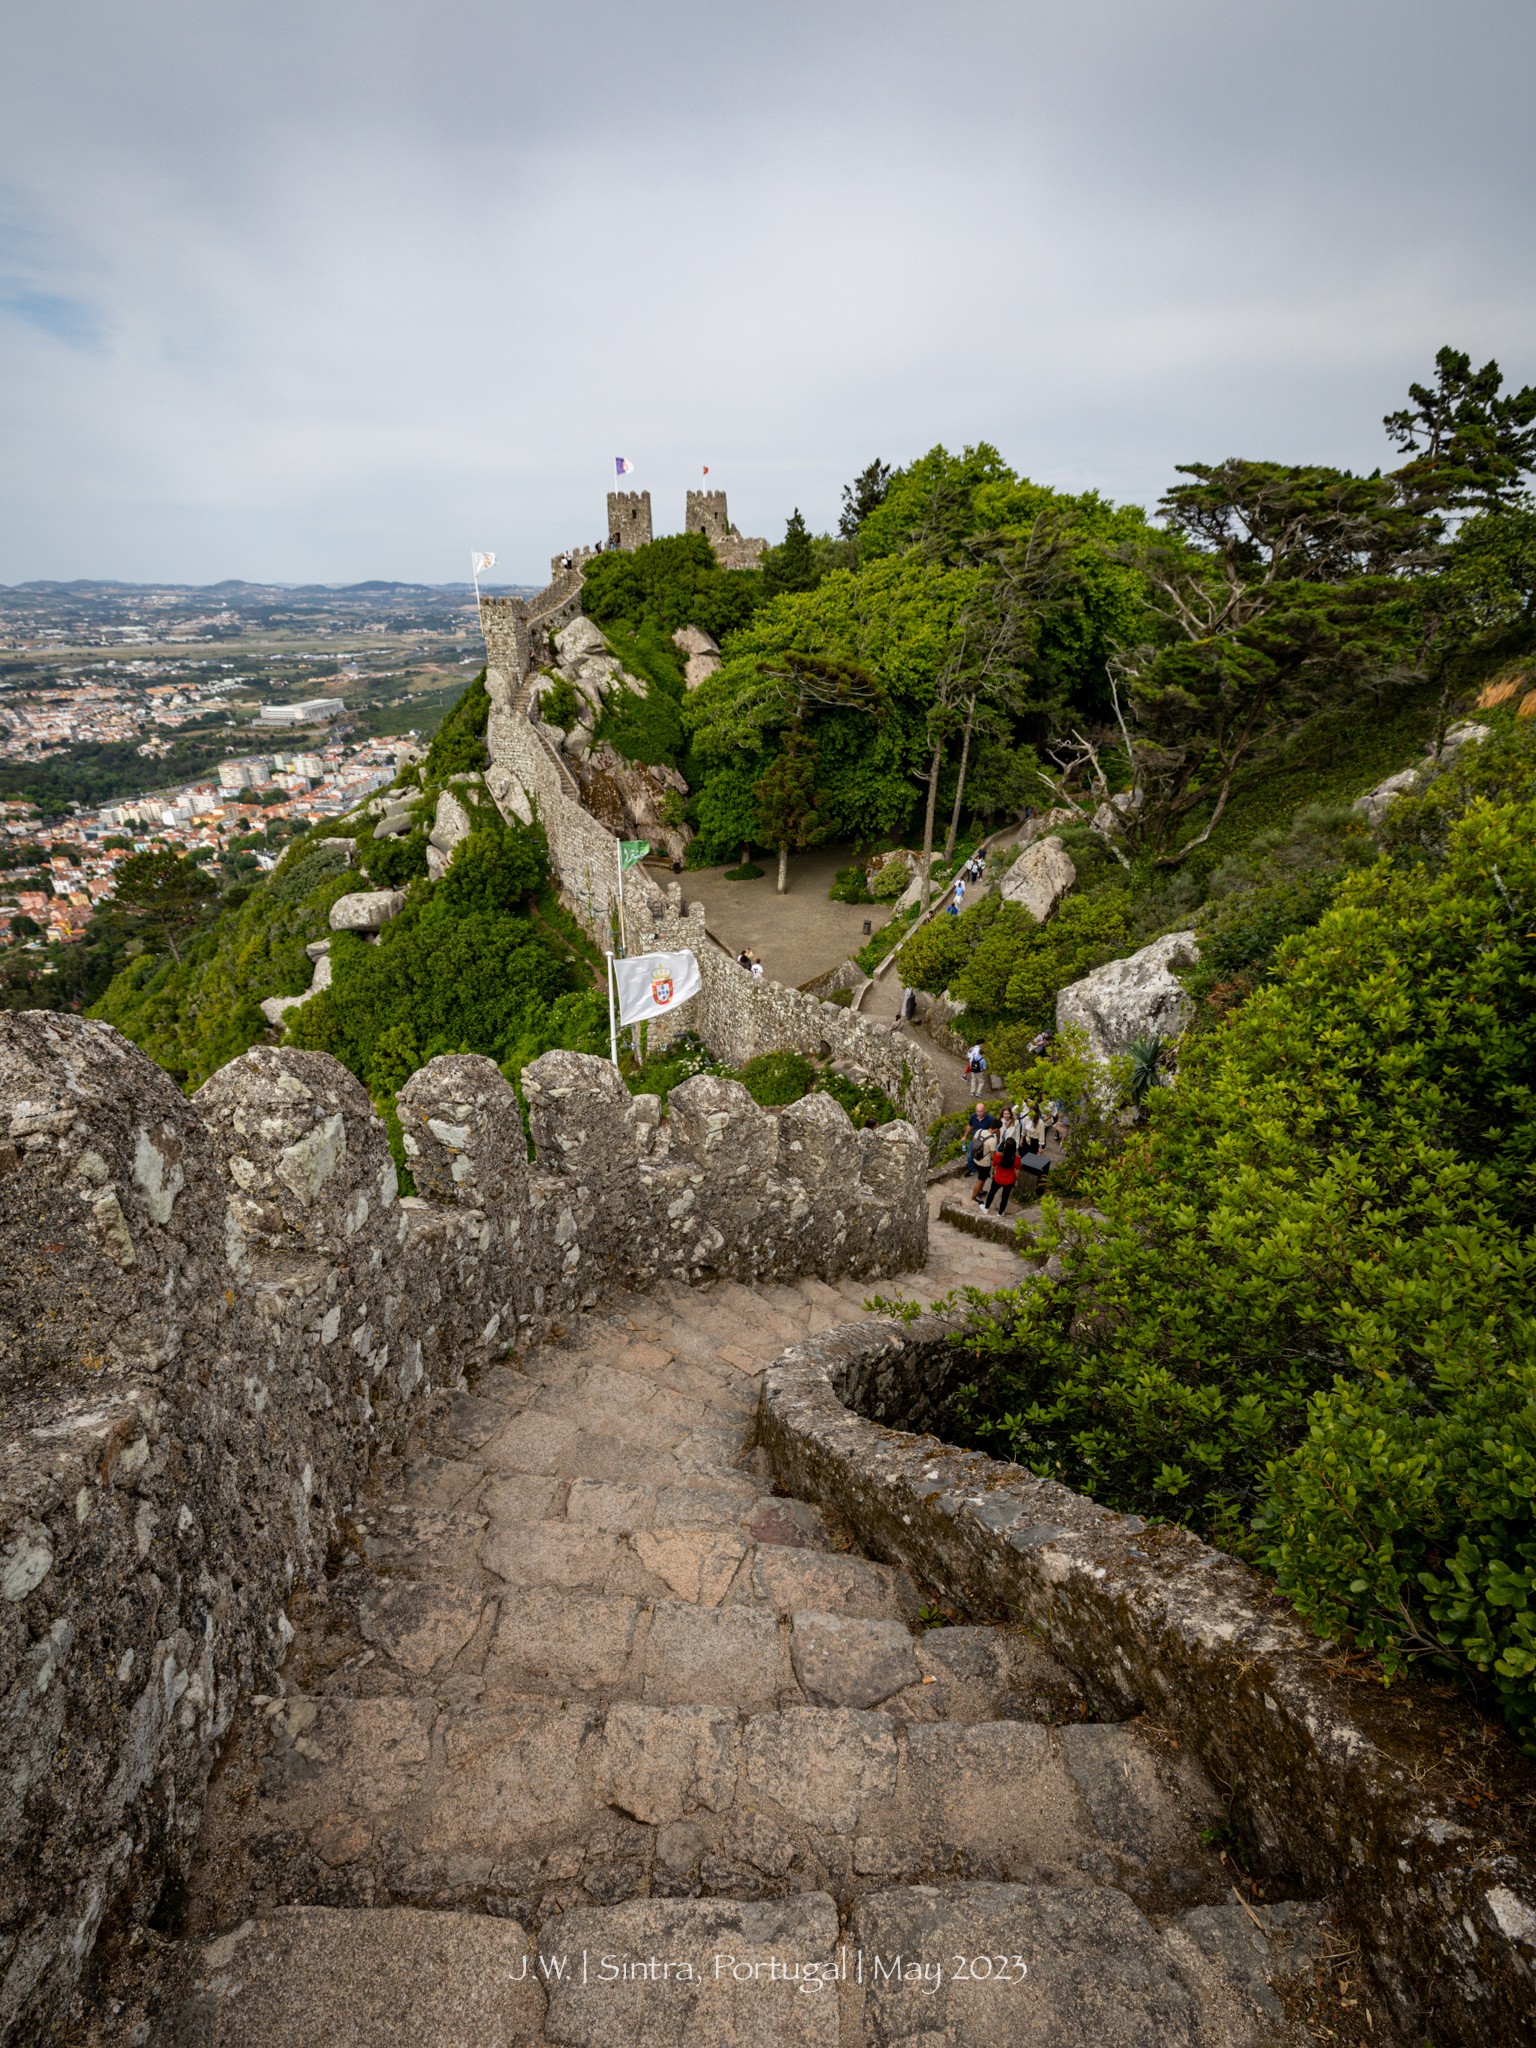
754,747,824,894
112,849,216,964
1385,345,1536,512
1041,461,1431,868
839,459,894,540
762,508,820,596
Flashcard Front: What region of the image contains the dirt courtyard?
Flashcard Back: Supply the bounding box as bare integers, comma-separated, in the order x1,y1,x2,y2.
656,843,893,989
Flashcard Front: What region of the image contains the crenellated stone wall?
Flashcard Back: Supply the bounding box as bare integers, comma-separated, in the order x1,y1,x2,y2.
0,1015,925,2039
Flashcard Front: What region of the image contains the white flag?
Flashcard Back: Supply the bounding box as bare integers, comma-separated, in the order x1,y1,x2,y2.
471,550,496,576
612,949,702,1025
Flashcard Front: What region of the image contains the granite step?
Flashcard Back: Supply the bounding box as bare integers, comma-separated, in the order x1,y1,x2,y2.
169,1887,1327,2046
187,1691,1227,1934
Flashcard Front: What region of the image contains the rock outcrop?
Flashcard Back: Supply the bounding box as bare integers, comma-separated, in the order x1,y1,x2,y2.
1354,719,1492,825
672,621,721,688
329,889,405,934
426,778,478,881
999,834,1076,921
1055,929,1198,1063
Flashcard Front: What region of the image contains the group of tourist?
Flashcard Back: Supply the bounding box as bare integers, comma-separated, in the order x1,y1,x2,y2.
735,949,764,979
944,850,988,919
963,1097,1060,1214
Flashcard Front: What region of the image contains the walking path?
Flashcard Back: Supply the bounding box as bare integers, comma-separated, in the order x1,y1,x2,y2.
126,1194,1330,2046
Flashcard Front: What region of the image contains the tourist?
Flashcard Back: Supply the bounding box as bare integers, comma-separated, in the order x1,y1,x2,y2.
966,1043,988,1096
900,985,917,1022
737,949,751,970
953,877,965,907
984,1134,1019,1214
750,953,764,980
971,1123,999,1204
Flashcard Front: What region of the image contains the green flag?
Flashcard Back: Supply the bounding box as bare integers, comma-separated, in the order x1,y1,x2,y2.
619,839,650,870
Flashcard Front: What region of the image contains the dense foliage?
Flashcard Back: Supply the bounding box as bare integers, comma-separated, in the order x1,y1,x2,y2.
952,712,1536,1741
580,533,766,642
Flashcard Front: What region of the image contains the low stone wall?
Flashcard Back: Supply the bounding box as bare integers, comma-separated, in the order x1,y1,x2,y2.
757,1318,1536,2048
0,1017,925,2040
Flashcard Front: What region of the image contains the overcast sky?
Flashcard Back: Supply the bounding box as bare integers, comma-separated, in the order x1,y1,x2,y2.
2,0,1532,586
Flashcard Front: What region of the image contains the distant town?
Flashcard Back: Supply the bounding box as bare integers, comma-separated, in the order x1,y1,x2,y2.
0,576,535,953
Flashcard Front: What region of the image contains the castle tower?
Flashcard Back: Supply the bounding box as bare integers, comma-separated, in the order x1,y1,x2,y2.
685,489,731,547
605,489,653,551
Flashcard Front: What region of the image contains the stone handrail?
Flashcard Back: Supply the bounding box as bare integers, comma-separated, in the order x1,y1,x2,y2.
755,1314,1536,2048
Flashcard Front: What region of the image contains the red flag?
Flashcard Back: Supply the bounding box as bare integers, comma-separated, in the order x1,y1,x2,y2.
702,465,709,476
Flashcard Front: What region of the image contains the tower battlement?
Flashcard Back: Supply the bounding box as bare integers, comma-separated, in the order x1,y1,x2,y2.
605,488,653,551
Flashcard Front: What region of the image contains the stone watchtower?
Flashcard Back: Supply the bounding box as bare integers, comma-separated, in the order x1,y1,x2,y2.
606,490,653,551
685,489,731,546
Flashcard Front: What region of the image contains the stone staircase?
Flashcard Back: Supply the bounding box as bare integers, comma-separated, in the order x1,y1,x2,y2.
126,1202,1335,2046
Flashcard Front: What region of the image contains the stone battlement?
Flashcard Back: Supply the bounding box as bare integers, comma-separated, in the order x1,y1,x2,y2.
0,1014,925,2037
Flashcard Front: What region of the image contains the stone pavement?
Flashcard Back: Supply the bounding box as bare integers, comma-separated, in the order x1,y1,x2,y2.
128,1197,1333,2046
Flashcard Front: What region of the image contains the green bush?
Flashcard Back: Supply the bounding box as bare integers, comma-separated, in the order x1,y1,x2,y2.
623,1032,721,1107
724,862,763,881
817,1072,900,1128
734,1049,818,1105
829,863,873,904
951,754,1536,1742
359,829,430,889
422,670,489,780
540,677,583,733
580,532,766,642
899,889,1132,1047
869,857,911,900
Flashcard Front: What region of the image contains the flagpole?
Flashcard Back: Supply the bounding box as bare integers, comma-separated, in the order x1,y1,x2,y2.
615,837,627,957
606,953,619,1069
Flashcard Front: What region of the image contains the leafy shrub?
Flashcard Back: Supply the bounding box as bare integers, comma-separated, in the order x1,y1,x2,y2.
422,671,490,780
829,863,873,904
952,775,1536,1741
735,1049,818,1105
869,857,911,900
817,1071,900,1128
359,829,430,889
436,821,546,915
540,677,583,733
268,838,353,905
724,862,763,880
580,532,766,642
900,889,1132,1045
623,1032,721,1107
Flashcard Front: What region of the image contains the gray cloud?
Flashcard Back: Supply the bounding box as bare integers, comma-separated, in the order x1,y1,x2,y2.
1,0,1532,583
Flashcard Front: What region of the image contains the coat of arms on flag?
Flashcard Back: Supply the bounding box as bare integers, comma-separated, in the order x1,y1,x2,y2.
612,949,702,1025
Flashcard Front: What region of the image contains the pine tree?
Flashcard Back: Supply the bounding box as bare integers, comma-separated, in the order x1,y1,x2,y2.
763,509,819,595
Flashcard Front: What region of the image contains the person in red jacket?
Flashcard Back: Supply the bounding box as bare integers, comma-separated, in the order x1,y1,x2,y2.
984,1134,1019,1214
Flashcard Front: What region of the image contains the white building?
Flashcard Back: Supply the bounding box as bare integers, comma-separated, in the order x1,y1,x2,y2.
257,700,345,727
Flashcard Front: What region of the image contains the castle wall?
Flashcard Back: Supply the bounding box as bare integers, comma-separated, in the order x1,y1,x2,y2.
0,1015,925,2038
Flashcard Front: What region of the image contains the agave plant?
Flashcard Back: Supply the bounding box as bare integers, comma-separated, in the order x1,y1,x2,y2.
1126,1035,1165,1106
